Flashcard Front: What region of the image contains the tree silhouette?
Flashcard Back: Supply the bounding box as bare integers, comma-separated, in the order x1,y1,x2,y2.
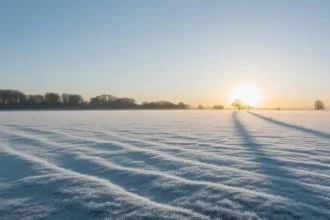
89,94,117,108
314,100,325,110
61,93,70,105
68,94,84,106
213,105,224,110
231,99,254,110
232,99,244,110
197,105,204,110
28,95,45,105
0,90,27,106
114,98,136,108
178,102,189,109
44,93,61,107
140,101,189,109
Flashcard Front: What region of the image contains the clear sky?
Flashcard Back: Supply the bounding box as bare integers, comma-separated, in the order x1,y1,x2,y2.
1,0,330,108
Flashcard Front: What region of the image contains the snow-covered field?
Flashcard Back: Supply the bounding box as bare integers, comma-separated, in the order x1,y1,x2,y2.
0,110,330,220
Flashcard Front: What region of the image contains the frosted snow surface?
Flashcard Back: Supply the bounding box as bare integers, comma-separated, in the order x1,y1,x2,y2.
0,110,330,220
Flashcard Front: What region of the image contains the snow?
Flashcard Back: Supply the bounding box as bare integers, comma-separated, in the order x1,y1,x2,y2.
0,110,330,220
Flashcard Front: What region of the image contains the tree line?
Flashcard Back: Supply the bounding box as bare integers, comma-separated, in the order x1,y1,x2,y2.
230,98,326,110
1,90,324,110
0,90,190,110
197,104,224,110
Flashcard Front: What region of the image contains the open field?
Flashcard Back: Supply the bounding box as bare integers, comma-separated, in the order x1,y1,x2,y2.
0,110,330,220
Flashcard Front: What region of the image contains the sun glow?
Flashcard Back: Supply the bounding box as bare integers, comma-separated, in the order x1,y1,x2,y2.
230,83,261,106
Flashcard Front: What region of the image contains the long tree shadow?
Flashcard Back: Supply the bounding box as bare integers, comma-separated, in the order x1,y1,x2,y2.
232,111,329,219
248,111,330,140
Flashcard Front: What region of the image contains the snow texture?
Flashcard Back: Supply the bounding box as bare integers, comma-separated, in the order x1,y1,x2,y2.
0,110,330,220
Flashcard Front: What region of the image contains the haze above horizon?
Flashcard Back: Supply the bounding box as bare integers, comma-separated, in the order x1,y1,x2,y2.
1,0,330,109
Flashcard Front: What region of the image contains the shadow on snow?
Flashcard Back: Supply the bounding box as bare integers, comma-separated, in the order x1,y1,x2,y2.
232,111,329,219
248,111,330,140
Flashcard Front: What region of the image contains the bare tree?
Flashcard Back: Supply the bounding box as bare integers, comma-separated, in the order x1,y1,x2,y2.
197,104,204,110
232,99,244,110
314,100,325,110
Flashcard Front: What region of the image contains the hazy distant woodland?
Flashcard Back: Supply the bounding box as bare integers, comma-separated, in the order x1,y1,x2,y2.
0,89,192,110
0,90,325,111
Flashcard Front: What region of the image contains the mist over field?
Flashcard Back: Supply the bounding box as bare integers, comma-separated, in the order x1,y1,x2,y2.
1,111,330,220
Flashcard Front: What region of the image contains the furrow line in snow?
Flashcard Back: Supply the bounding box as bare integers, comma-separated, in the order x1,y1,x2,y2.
0,144,209,220
3,136,330,217
3,128,330,193
21,126,330,172
32,128,330,181
86,129,330,172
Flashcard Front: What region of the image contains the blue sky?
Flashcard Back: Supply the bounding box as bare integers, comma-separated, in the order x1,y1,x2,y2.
1,0,330,108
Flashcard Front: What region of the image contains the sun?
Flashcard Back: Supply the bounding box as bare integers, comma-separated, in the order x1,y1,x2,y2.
230,83,261,106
